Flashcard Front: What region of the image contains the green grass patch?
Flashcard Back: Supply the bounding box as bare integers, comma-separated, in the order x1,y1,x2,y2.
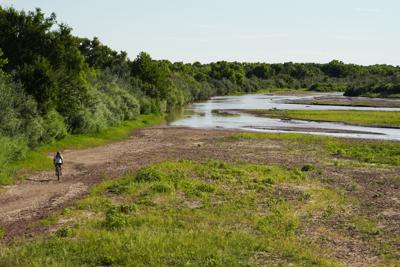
300,99,400,108
0,160,342,266
39,213,61,226
211,109,240,117
231,132,400,166
0,114,162,185
250,109,400,128
351,216,380,235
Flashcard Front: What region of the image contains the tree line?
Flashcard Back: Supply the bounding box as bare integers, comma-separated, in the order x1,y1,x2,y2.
0,6,399,157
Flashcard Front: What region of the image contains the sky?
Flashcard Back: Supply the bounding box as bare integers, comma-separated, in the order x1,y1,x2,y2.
0,0,399,65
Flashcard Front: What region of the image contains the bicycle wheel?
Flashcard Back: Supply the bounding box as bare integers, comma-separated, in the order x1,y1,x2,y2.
56,165,61,181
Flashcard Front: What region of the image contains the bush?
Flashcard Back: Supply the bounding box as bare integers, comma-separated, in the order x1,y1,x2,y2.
41,110,68,143
0,135,28,185
119,203,137,214
0,136,28,162
103,206,129,230
24,116,44,148
107,182,131,194
310,83,346,92
195,183,216,193
135,167,164,182
301,164,315,172
139,97,152,114
55,226,74,238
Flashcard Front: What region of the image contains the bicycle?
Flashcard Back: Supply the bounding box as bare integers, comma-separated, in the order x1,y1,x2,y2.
55,164,62,181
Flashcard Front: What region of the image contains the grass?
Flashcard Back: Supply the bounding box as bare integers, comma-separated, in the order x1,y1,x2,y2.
0,160,344,266
248,109,400,128
357,92,400,99
231,132,400,166
351,216,380,235
1,114,163,185
298,98,400,108
211,109,240,117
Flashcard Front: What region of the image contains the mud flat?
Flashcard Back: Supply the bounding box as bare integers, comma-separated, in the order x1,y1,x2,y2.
244,125,385,135
283,95,400,108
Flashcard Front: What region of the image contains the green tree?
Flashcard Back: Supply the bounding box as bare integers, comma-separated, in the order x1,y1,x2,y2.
130,52,172,99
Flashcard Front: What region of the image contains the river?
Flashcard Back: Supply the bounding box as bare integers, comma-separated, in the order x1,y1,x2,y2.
167,92,400,141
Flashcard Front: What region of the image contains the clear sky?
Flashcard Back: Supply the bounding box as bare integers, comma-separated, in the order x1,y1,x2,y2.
1,0,399,65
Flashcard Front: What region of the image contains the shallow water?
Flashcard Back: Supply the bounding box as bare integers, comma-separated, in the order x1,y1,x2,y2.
168,93,400,141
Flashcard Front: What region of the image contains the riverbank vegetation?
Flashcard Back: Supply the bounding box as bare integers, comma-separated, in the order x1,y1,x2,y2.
345,83,400,98
0,114,162,185
0,6,399,185
240,109,400,128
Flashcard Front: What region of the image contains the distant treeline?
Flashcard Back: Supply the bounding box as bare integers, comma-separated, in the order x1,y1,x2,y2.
0,6,400,154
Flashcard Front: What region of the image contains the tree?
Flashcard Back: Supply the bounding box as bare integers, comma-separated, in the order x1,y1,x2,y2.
322,60,348,78
130,52,172,99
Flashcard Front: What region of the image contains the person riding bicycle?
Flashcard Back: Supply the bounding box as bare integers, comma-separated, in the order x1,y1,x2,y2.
53,151,64,177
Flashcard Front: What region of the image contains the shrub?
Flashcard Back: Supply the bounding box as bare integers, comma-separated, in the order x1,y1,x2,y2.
24,116,44,148
139,97,152,114
103,206,128,230
301,164,315,172
41,110,68,143
195,183,216,193
310,82,346,92
119,203,137,214
55,226,74,238
107,182,131,194
0,135,28,185
135,167,164,182
97,255,116,266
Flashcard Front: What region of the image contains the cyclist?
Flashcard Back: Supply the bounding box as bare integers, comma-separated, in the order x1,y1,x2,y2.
53,151,64,178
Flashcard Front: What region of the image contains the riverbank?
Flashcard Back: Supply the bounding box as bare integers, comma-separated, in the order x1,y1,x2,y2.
0,128,399,266
284,95,400,108
231,88,314,96
226,109,400,128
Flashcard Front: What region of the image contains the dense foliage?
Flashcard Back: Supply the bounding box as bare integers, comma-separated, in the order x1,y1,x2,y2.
0,6,399,163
